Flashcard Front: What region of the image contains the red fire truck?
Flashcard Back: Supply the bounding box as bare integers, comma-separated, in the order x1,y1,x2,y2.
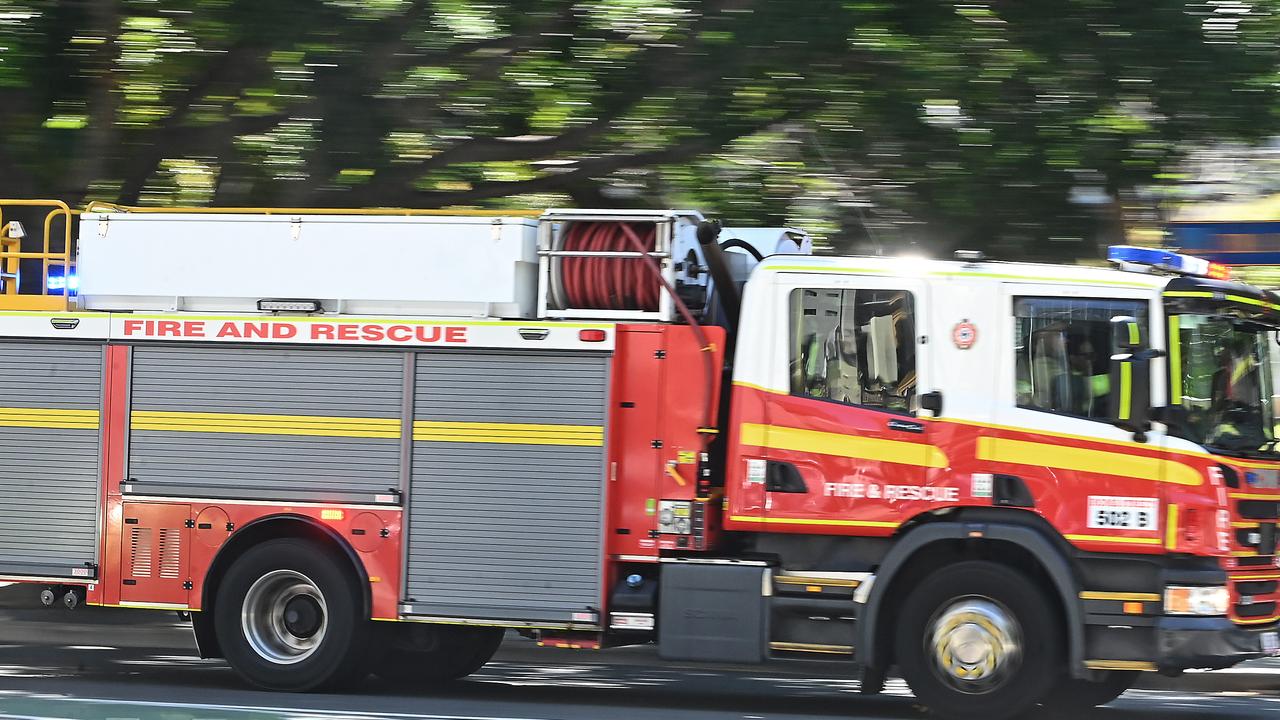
0,199,1276,720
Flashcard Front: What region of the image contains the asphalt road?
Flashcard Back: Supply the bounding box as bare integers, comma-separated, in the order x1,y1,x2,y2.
0,595,1275,719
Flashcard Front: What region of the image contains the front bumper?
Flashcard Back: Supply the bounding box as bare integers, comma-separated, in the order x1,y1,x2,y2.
1157,616,1277,672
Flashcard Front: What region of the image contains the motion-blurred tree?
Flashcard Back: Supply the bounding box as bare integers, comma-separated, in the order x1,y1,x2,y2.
0,0,1276,258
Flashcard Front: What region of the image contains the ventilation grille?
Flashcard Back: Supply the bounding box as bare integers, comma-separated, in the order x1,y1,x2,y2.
158,528,182,579
129,527,153,578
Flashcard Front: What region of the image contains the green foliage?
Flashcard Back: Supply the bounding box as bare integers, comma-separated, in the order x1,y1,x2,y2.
0,0,1276,258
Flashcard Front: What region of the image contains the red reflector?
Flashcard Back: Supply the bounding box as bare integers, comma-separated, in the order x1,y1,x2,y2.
579,329,607,342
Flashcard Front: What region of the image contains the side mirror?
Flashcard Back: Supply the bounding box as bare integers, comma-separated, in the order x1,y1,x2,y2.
1112,315,1146,351
1108,316,1151,439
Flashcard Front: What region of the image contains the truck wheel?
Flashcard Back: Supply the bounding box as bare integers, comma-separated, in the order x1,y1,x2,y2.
894,561,1061,720
1041,670,1138,713
214,538,372,691
373,623,504,685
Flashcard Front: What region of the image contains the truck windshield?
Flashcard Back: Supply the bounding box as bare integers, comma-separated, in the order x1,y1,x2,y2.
1173,314,1276,453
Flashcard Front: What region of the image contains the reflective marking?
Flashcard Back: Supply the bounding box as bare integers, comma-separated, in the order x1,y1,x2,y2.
976,437,1202,486
412,420,604,447
1079,591,1161,602
1166,504,1179,550
1065,534,1163,545
729,514,899,529
130,410,400,439
0,407,99,430
740,422,949,469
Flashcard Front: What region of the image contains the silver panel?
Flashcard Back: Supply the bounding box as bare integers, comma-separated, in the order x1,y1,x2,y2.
0,341,103,575
405,352,608,623
128,346,403,498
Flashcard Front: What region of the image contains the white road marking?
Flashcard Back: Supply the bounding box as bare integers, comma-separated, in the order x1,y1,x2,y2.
7,695,562,720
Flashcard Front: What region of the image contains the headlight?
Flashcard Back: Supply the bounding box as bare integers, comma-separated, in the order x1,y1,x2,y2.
1164,586,1230,616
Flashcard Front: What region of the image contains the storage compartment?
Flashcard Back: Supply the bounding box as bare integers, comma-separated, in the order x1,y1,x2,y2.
78,213,539,317
0,341,103,578
403,351,609,624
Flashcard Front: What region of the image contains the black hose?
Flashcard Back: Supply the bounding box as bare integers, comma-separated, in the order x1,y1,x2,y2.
697,220,740,335
718,237,765,262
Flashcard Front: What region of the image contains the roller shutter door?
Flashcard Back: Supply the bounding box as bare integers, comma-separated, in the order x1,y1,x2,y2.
0,341,103,577
406,351,609,624
128,346,403,503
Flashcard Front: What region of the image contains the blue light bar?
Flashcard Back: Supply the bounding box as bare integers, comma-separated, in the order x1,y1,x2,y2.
47,274,79,292
1107,245,1231,280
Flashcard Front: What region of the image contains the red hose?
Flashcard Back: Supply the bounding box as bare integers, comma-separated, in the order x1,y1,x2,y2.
561,222,659,311
559,220,718,439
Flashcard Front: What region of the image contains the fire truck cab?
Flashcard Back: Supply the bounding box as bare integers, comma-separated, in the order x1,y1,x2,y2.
0,201,1276,720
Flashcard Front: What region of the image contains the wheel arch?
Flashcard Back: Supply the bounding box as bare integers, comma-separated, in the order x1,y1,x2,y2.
857,513,1086,679
192,514,371,659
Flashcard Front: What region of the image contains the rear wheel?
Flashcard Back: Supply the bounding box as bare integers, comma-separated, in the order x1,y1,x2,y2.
894,561,1062,720
214,538,372,691
1042,670,1138,713
373,623,504,685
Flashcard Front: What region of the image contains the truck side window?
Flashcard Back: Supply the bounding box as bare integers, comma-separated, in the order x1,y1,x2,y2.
1013,297,1147,419
789,288,916,412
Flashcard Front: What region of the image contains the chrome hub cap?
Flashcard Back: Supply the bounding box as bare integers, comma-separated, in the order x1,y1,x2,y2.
927,596,1022,693
241,569,328,665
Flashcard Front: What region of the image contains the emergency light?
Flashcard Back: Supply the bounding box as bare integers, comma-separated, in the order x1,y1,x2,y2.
1107,245,1232,280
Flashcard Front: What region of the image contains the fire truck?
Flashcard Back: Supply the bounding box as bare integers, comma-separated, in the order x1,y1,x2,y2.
0,199,1277,720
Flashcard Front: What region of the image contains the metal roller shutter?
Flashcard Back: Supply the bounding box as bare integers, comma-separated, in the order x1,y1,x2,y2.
0,341,103,577
406,352,609,623
128,346,403,502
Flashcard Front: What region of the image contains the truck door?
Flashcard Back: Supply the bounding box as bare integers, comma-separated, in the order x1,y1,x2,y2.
734,271,937,533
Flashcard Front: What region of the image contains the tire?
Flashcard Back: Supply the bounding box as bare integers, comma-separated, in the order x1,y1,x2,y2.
894,561,1062,720
373,623,504,685
1041,670,1138,713
214,538,372,691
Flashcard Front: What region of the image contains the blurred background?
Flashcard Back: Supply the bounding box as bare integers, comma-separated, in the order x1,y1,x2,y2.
0,0,1279,264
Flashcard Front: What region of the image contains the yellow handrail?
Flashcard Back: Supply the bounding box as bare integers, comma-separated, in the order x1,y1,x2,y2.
83,201,542,218
0,199,76,311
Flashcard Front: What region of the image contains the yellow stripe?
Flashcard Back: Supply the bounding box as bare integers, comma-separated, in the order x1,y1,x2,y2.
412,420,603,447
776,576,862,588
1229,492,1280,501
1118,362,1132,420
0,407,100,430
740,422,949,469
1232,573,1280,580
766,265,1155,288
1232,521,1261,529
130,410,400,439
1084,660,1158,671
732,380,787,396
1165,504,1179,550
769,641,854,654
1065,534,1163,545
1079,591,1161,602
976,437,1201,486
1168,316,1182,405
1165,290,1280,314
1233,615,1280,625
730,514,900,529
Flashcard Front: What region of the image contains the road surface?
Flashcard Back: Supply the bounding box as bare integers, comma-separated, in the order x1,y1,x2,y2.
0,594,1274,719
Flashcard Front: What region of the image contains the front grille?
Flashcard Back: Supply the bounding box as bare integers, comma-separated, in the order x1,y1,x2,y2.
1235,601,1277,619
1230,489,1279,625
1236,580,1278,596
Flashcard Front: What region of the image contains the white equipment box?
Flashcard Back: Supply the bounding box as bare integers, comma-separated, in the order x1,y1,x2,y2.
77,213,539,317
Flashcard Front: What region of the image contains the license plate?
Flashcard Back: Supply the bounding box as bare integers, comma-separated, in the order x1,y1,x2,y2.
1263,631,1280,656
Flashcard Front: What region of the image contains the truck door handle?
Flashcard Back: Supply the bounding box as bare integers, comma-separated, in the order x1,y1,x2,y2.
887,419,924,434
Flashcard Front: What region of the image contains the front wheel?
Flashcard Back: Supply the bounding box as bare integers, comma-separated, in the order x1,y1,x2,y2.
894,561,1062,720
214,538,372,691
